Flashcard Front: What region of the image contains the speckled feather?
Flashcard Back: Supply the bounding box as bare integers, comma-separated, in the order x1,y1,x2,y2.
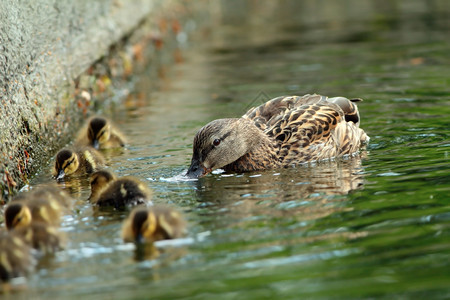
245,94,368,167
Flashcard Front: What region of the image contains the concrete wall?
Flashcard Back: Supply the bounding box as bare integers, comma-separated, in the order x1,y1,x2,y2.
0,0,205,199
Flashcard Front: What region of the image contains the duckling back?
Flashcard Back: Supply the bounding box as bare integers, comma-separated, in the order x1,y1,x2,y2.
93,176,152,209
11,223,65,254
88,170,116,201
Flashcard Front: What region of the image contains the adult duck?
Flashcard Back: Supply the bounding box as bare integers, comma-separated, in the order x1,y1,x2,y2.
187,94,369,178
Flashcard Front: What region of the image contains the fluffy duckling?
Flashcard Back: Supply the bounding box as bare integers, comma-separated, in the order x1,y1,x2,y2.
10,223,65,255
88,170,116,201
121,206,186,243
89,170,152,209
6,185,72,228
53,147,105,180
4,199,66,254
0,230,36,286
76,116,127,149
187,94,370,177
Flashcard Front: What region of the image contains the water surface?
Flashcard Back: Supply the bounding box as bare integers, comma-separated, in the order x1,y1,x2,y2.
12,2,450,299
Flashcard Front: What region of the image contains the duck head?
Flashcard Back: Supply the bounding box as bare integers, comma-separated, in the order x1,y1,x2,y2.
88,117,111,149
186,118,261,178
88,170,116,201
53,149,80,180
122,207,157,243
4,203,32,230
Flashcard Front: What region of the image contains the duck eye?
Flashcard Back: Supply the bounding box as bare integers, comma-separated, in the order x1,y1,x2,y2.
213,139,221,146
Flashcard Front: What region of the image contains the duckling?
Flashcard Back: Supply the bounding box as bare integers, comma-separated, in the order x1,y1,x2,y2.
30,184,73,209
4,203,32,230
6,185,72,228
88,170,116,201
53,147,105,180
76,116,127,149
5,200,62,230
186,94,369,177
0,230,36,285
121,206,186,243
4,198,66,254
90,171,152,209
10,223,65,255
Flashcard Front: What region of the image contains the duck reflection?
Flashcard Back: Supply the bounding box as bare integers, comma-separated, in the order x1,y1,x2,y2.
192,155,367,226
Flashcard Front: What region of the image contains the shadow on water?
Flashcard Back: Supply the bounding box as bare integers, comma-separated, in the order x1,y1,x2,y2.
7,0,450,299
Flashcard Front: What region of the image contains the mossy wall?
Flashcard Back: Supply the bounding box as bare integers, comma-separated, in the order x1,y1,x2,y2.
0,0,205,200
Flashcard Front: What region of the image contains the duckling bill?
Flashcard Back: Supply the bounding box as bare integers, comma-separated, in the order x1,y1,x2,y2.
187,94,369,178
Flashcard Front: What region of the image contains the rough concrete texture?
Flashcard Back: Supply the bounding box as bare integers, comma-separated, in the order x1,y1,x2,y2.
0,0,205,199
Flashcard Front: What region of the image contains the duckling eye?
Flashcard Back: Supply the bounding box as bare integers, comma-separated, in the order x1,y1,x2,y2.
98,129,106,137
65,158,75,168
213,139,221,146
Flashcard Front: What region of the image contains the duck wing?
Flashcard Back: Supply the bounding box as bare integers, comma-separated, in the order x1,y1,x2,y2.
242,94,324,131
262,98,368,164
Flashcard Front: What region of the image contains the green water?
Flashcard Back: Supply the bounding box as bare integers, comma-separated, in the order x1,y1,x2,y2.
11,2,450,299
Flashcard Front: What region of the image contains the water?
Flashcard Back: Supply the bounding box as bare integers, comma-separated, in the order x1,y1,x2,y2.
9,2,450,299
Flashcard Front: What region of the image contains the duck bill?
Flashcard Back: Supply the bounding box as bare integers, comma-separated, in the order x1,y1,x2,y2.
136,233,144,244
56,169,65,180
186,158,211,178
93,139,100,149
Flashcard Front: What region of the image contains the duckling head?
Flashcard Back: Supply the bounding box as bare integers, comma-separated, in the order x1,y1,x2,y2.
53,149,80,180
89,170,116,201
186,118,261,178
88,117,111,149
122,208,157,243
4,203,32,230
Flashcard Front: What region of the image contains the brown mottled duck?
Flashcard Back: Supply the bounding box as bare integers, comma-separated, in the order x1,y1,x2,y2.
76,116,127,149
121,206,186,243
53,147,105,180
89,170,152,209
187,94,369,177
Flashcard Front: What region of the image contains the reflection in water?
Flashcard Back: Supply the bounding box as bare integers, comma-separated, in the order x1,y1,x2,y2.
55,176,90,200
192,155,367,235
196,155,366,201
